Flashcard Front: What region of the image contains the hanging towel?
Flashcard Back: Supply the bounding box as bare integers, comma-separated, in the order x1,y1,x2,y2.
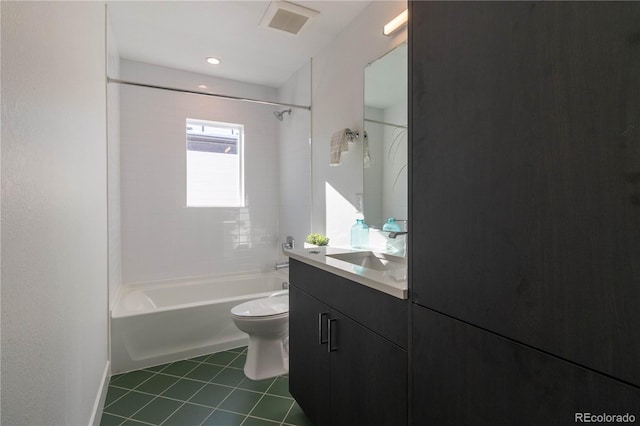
330,129,350,166
363,131,371,168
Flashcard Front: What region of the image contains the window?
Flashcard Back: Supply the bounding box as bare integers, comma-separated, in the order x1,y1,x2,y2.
186,118,244,207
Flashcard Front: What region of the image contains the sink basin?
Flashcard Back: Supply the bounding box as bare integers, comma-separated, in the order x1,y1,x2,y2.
326,251,406,272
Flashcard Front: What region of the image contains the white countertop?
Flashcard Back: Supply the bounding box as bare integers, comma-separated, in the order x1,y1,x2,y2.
284,246,408,299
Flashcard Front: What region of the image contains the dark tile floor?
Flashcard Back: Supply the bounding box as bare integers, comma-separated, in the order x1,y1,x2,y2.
100,347,312,426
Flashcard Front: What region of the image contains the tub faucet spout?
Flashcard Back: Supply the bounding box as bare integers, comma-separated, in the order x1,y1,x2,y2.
275,261,289,270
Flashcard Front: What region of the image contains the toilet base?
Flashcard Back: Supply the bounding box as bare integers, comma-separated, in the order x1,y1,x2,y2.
243,335,289,381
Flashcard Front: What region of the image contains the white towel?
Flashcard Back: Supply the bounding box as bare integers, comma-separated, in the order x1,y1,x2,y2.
330,129,350,166
363,131,371,168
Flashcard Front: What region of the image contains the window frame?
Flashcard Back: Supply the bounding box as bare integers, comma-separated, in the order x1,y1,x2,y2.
185,118,245,208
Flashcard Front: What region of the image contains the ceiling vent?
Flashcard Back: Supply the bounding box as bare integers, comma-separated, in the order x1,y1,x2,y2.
260,1,319,35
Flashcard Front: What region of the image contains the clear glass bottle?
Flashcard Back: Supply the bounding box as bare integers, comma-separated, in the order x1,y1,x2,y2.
382,218,402,232
351,218,369,249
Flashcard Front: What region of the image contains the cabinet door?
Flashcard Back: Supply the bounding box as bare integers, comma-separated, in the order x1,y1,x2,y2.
330,310,407,426
412,305,640,425
289,285,331,426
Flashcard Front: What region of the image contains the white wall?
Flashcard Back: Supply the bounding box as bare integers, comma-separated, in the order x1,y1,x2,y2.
311,0,407,247
277,60,312,253
107,16,122,306
120,60,281,283
1,2,109,425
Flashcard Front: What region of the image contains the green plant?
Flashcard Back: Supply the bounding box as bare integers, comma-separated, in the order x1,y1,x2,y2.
306,233,329,246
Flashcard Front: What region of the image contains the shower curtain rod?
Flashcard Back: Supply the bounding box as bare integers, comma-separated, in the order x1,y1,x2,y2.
107,77,312,111
364,118,407,129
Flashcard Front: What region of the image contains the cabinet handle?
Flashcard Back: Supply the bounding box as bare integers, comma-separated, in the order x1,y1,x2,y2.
327,318,337,352
318,312,328,345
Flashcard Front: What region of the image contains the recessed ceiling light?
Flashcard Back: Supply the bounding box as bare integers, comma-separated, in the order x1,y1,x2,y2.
206,57,221,65
198,85,208,89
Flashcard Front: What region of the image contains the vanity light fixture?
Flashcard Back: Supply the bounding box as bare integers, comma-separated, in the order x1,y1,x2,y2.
383,9,408,36
205,57,221,65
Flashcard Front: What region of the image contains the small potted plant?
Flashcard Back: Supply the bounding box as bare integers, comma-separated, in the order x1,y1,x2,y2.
305,233,329,247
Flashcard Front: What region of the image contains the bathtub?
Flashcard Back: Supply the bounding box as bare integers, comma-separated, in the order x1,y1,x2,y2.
111,270,289,374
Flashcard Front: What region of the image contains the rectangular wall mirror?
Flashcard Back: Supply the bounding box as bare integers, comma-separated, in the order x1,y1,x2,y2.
363,42,408,230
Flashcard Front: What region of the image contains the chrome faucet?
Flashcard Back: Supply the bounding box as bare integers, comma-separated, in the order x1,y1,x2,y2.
275,261,289,270
388,231,408,239
282,236,295,250
388,220,408,239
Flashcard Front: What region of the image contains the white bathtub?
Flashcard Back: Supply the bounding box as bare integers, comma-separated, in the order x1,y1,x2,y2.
111,270,289,374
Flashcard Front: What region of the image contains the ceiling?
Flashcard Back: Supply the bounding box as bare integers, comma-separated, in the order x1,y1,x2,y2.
107,1,373,88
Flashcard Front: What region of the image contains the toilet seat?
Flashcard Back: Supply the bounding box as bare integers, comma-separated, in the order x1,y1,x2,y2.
231,295,289,318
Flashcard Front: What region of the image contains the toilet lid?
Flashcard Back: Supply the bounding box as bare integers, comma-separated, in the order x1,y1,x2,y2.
231,295,289,317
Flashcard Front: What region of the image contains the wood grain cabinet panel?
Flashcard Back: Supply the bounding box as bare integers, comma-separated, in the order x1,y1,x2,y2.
410,0,640,387
412,305,640,425
290,259,408,349
289,285,331,426
289,261,408,426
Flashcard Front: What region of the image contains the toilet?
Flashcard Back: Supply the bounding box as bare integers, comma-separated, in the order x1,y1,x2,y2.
230,294,289,380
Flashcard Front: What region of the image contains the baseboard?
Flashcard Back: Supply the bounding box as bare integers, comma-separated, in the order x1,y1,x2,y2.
88,360,111,426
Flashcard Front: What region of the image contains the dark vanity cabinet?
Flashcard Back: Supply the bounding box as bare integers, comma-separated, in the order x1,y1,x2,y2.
289,259,408,426
409,1,640,423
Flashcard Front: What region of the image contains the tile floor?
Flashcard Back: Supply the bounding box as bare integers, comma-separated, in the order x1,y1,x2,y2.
100,347,312,426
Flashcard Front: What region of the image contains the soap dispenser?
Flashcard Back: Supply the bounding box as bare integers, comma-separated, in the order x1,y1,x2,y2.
351,217,369,249
382,218,402,232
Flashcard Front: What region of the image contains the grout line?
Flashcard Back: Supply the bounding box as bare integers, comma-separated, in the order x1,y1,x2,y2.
198,410,216,426
122,417,156,426
122,395,160,424
243,414,286,425
102,347,301,426
107,370,184,426
199,350,274,425
158,401,188,426
279,399,296,426
155,357,218,426
101,402,160,426
112,359,244,392
108,381,294,406
240,377,293,426
102,373,165,423
105,384,296,425
241,394,267,425
105,359,207,424
99,412,128,425
103,387,131,410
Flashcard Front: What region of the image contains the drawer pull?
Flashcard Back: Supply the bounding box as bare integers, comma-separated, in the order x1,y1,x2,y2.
327,318,337,352
318,312,328,345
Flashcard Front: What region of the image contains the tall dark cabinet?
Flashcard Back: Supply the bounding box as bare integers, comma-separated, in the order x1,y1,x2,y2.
409,2,640,423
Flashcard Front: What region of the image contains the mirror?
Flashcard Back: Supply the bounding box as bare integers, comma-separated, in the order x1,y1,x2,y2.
363,43,408,229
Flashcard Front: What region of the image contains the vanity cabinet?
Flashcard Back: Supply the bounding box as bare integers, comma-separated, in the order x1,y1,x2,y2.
289,259,408,426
